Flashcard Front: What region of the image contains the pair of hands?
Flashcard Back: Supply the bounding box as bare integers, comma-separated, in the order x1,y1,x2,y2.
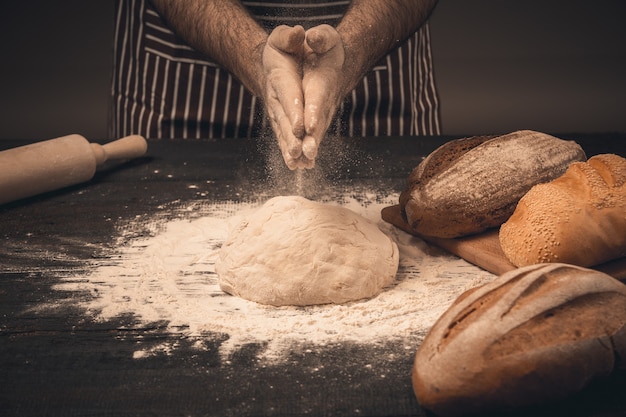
262,25,345,170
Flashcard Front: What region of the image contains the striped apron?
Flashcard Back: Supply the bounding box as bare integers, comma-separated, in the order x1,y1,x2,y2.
110,0,441,139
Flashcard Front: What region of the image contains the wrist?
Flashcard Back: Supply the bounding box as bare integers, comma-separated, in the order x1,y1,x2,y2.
245,38,268,98
336,32,369,97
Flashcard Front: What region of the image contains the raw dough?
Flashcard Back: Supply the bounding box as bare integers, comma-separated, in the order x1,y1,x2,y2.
215,196,399,306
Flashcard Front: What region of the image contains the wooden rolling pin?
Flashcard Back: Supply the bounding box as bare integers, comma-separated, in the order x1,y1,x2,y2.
0,134,147,205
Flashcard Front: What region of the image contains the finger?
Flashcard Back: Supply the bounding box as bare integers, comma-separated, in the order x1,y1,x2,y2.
271,118,300,170
286,152,314,170
302,95,335,163
267,97,304,164
279,86,305,139
292,154,315,170
301,134,319,161
290,97,305,139
298,155,315,170
263,62,305,138
302,84,335,148
268,77,305,139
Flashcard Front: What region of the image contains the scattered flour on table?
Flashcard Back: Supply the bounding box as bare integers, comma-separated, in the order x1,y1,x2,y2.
52,192,495,363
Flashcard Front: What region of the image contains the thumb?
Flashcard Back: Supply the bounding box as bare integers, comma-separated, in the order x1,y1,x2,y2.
269,25,306,54
305,24,339,54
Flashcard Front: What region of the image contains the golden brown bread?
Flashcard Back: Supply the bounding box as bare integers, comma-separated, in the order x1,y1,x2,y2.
412,263,626,417
400,130,586,238
499,154,626,267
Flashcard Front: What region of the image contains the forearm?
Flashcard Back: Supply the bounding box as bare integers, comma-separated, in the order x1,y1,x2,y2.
336,0,438,95
150,0,268,97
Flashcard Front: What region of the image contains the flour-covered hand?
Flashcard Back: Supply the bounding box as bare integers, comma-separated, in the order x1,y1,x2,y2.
301,24,346,163
262,25,313,169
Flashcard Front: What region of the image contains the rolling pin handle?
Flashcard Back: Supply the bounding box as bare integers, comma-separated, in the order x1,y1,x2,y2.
90,143,107,165
91,135,148,166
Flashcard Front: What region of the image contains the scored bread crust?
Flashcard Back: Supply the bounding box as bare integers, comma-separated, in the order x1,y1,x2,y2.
499,153,626,267
399,130,586,238
412,263,626,417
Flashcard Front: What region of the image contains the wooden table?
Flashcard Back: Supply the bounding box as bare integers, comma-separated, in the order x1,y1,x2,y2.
1,134,625,417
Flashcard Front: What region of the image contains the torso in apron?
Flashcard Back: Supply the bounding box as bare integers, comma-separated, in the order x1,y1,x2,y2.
111,0,441,139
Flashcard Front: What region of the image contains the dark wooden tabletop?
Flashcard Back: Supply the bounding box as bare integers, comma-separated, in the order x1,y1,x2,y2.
1,134,625,417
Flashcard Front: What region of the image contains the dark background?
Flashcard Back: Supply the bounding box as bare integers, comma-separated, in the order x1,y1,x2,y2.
0,0,624,140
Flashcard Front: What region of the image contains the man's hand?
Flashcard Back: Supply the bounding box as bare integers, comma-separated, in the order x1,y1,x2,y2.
262,24,345,170
301,25,345,163
262,25,311,169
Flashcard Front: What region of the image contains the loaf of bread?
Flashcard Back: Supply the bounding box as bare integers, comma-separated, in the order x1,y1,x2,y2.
500,154,626,267
399,130,586,238
412,263,626,417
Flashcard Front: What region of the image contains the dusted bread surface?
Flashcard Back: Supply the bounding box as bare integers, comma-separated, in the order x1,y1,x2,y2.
215,196,399,306
500,153,626,267
400,130,586,238
412,263,626,417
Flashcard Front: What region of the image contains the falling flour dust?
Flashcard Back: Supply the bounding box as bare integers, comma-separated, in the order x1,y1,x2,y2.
50,191,495,363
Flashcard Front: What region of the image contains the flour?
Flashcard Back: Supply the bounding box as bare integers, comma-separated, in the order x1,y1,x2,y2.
52,191,495,363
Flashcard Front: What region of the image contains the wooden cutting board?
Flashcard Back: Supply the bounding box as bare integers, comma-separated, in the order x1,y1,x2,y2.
381,204,626,282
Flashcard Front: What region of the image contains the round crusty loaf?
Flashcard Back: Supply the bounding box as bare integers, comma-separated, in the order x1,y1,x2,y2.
399,130,586,238
412,263,626,417
499,153,626,267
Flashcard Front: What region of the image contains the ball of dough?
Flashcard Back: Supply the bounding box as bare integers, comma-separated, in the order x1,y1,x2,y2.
215,196,399,306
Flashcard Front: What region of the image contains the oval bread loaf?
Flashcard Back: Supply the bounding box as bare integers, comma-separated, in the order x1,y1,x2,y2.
499,153,626,267
399,130,586,238
412,263,626,417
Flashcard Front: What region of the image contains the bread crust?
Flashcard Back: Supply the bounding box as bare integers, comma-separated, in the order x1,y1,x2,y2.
412,263,626,417
500,154,626,267
400,130,586,238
